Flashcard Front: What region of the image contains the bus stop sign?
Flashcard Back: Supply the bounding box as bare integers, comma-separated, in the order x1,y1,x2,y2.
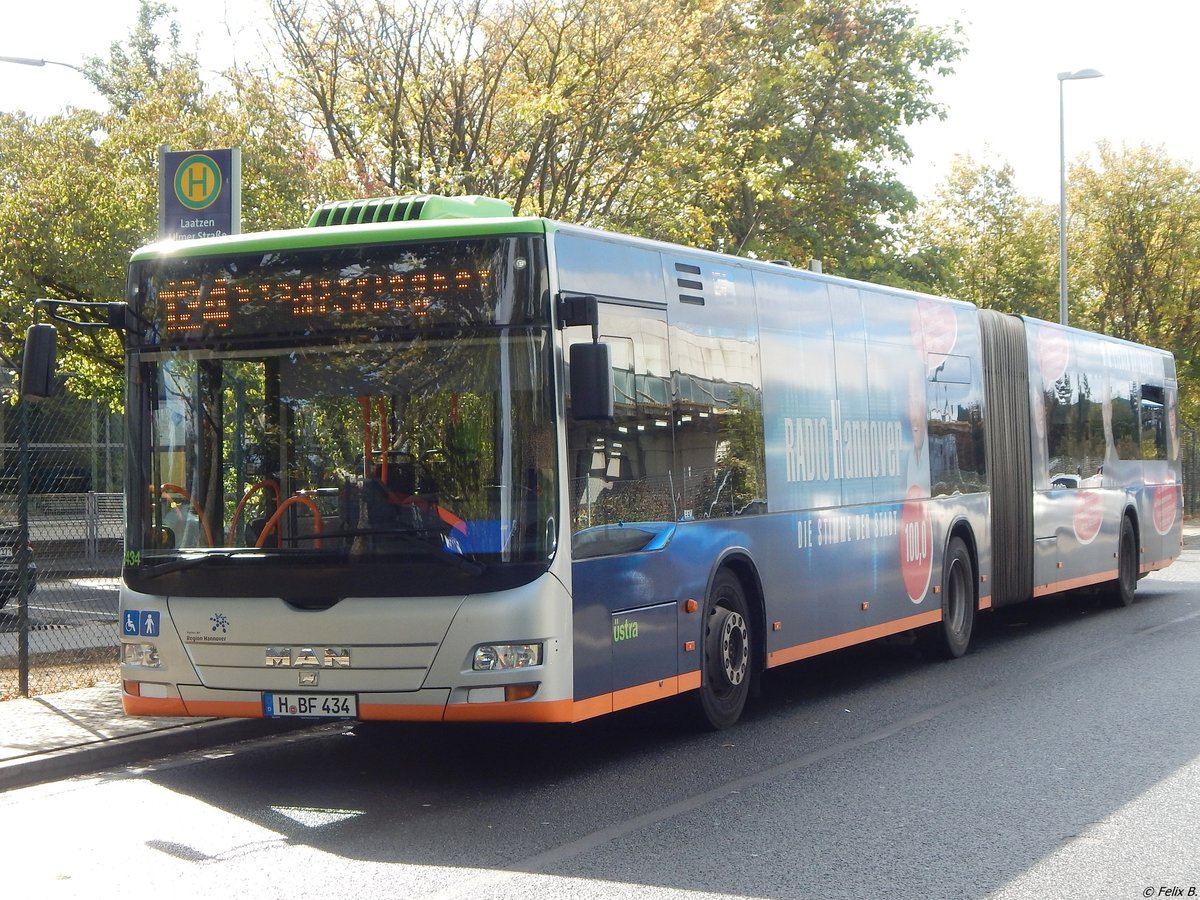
159,147,241,240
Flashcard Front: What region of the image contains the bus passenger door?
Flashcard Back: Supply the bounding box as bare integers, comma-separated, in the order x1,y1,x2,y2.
565,301,678,703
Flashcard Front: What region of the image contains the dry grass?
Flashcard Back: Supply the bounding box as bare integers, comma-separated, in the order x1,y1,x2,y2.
0,647,119,701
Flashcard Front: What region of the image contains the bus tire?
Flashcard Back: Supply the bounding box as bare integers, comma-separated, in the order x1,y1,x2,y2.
693,569,753,730
923,536,975,660
1104,516,1138,608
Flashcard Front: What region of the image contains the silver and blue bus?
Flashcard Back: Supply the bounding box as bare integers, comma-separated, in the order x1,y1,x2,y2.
91,194,1180,729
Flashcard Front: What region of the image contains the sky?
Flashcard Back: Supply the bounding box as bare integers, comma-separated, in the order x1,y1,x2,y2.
2,0,1198,205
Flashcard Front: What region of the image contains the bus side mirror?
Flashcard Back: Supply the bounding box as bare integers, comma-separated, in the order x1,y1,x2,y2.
21,323,58,399
570,342,613,421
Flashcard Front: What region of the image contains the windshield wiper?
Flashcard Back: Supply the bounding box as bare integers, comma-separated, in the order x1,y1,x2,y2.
138,550,257,578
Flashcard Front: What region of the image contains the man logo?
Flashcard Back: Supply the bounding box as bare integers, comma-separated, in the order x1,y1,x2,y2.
264,647,352,668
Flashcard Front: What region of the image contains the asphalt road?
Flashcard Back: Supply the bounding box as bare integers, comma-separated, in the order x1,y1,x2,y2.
0,575,119,626
3,550,1199,899
29,576,119,621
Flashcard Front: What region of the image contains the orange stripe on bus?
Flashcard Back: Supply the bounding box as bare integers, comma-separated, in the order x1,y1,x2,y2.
122,694,191,717
612,677,680,712
766,609,942,668
571,694,612,722
571,671,703,722
183,700,266,718
1031,569,1118,597
357,703,447,722
122,695,265,718
442,699,575,723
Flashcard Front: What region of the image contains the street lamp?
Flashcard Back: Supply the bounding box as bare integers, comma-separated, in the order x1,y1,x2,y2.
0,55,86,74
1058,68,1104,326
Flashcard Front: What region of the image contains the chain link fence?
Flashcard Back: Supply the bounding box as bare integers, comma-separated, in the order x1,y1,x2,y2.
1184,426,1200,518
0,395,124,700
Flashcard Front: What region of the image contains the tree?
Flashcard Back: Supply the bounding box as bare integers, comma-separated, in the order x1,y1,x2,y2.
682,0,964,274
1069,143,1200,426
903,155,1057,316
0,109,131,402
1070,144,1200,343
0,1,352,405
267,0,962,268
268,0,742,215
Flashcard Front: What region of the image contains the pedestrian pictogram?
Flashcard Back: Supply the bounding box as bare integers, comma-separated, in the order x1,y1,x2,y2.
173,154,223,211
140,610,161,637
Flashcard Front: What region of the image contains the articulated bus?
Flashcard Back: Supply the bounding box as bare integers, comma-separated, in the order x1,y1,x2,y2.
62,194,1180,729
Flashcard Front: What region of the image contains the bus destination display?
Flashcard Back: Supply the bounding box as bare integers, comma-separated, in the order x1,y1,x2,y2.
142,239,527,343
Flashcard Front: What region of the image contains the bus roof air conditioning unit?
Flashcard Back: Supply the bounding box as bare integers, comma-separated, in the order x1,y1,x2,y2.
306,194,514,227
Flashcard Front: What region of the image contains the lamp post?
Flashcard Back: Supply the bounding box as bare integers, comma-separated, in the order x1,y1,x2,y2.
0,55,86,74
1058,68,1104,326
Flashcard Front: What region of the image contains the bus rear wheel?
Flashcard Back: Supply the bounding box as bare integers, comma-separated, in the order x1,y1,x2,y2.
693,570,753,730
923,536,975,660
1104,516,1138,608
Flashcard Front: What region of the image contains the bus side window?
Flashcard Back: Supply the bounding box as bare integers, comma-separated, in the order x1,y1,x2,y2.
927,353,985,497
1140,384,1167,460
568,306,674,532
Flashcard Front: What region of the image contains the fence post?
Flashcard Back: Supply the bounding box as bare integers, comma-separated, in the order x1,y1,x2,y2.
86,491,99,562
16,398,32,697
1184,426,1197,518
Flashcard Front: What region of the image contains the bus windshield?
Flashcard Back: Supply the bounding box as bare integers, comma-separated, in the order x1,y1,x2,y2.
124,237,557,599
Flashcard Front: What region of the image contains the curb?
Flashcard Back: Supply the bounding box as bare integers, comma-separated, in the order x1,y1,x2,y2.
0,717,314,792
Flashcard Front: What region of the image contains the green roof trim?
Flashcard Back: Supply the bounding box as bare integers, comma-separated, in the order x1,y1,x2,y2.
130,215,546,263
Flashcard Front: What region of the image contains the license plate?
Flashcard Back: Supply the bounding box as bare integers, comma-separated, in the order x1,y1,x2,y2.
264,693,357,718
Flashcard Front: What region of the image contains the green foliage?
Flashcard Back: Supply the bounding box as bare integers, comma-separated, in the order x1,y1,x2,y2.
0,109,130,405
268,0,962,269
0,1,353,408
903,155,1057,316
911,144,1200,431
1068,143,1200,428
685,0,965,274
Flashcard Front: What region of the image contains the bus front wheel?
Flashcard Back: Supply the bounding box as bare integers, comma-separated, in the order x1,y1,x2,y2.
693,569,753,730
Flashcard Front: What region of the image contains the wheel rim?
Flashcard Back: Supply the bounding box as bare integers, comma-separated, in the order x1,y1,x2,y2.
696,575,753,728
719,609,749,687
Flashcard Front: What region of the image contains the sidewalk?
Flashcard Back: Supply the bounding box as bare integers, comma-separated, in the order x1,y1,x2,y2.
0,684,307,791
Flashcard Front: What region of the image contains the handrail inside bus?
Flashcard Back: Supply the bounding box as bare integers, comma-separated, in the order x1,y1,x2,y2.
254,495,324,549
228,479,282,547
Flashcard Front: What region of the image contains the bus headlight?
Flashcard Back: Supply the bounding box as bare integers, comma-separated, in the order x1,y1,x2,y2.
473,643,542,671
123,642,161,668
